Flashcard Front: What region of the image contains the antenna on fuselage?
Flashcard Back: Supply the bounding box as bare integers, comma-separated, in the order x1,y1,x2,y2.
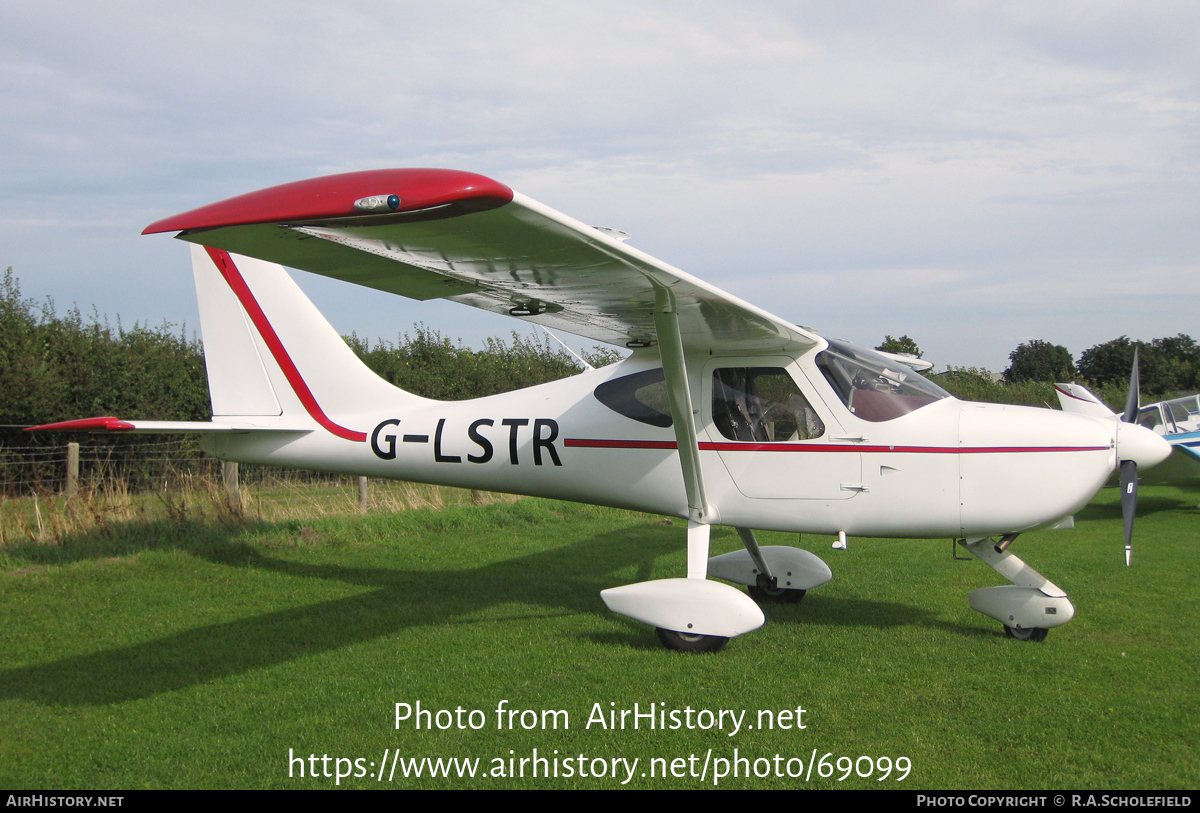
539,326,594,371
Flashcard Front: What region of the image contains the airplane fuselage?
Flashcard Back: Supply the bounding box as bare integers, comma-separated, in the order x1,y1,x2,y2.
200,348,1116,540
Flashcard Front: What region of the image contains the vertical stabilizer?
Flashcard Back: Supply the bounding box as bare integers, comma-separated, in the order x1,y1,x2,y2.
192,244,282,417
191,244,429,431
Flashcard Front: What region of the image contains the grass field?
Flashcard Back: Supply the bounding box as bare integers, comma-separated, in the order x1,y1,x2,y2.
0,476,514,546
0,481,1196,789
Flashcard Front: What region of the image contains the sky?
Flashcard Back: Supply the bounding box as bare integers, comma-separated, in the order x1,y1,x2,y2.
2,2,1198,373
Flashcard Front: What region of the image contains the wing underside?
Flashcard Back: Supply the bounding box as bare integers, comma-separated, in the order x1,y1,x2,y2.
146,169,818,355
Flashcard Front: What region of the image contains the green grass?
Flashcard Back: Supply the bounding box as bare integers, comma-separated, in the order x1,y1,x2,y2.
1,484,1197,789
0,477,508,547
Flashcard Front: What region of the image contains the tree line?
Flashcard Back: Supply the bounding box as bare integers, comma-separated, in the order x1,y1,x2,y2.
344,329,620,401
878,333,1199,409
0,269,209,433
2,268,1194,443
0,269,611,446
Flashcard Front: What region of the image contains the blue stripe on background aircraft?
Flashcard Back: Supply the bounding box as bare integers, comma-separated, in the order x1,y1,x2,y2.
33,169,1171,651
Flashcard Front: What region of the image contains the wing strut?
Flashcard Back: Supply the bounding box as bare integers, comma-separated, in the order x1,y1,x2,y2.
652,286,712,578
653,288,707,521
599,287,764,646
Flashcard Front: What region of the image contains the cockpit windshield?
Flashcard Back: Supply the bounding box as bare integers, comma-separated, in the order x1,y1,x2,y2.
816,340,950,422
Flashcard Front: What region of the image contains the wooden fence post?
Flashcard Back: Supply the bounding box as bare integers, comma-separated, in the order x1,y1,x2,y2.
223,461,240,503
65,442,79,496
358,476,369,510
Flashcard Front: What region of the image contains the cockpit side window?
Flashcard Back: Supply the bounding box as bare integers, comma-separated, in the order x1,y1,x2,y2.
711,368,824,442
816,340,949,422
1137,406,1164,432
593,369,672,427
1166,398,1198,432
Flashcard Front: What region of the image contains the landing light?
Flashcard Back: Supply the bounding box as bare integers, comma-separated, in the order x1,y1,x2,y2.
353,194,401,212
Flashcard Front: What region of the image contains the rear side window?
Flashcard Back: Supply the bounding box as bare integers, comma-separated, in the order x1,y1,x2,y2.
594,369,672,427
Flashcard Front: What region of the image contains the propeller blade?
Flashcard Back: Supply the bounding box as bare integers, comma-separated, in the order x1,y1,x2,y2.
1122,347,1140,424
1119,458,1138,567
1118,349,1142,565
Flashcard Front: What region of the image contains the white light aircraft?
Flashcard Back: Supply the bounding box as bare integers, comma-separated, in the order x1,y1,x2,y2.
34,169,1172,651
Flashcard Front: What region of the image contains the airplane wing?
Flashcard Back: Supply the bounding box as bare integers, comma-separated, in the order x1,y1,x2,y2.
144,168,819,355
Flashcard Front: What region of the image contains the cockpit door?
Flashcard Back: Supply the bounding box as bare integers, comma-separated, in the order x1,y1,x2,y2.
703,358,862,500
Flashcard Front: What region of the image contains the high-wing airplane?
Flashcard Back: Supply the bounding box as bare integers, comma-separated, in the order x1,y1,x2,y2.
32,168,1172,651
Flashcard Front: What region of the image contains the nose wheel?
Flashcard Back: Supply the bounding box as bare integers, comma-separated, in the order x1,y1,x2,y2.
959,538,1075,640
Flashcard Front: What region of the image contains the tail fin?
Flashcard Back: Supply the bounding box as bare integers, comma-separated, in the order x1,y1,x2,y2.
192,245,426,437
192,244,282,418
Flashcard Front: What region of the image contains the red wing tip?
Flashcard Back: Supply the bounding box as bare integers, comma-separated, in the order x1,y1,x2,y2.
142,168,513,234
26,417,136,432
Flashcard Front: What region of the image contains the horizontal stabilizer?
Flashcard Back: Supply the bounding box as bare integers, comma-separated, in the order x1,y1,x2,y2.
875,351,934,372
26,417,311,435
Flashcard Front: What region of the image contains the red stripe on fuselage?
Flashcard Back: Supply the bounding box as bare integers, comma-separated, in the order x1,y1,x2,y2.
205,247,367,442
702,442,1111,454
564,439,679,450
564,438,1109,454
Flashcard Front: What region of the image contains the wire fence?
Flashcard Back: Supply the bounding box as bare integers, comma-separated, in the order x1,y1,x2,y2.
0,438,363,497
0,438,505,547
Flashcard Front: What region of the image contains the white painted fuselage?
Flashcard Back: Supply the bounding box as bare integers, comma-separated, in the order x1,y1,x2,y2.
200,349,1117,540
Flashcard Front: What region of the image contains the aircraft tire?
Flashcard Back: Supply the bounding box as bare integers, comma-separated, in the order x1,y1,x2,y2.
1003,625,1048,642
748,585,807,604
655,628,729,653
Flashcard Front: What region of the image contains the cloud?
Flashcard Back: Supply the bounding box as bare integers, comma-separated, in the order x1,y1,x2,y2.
0,1,1196,372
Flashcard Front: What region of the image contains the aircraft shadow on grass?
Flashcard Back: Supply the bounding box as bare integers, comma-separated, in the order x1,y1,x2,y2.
1,520,956,707
1075,487,1200,524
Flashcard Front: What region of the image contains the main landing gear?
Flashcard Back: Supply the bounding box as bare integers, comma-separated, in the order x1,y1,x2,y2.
709,528,830,607
959,535,1075,642
601,523,836,652
601,522,767,653
748,579,807,604
656,628,729,653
